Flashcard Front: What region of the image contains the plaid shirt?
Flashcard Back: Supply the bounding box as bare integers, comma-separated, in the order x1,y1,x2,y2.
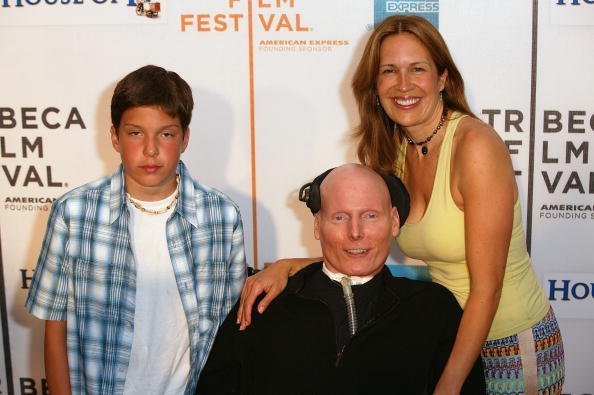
26,161,246,395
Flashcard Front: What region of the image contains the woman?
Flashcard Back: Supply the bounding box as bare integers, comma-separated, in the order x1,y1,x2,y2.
238,15,564,394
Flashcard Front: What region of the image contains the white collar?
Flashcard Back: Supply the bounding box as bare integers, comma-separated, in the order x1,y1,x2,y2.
321,262,374,285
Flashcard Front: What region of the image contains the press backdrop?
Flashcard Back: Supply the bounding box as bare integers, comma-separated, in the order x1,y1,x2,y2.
1,0,593,393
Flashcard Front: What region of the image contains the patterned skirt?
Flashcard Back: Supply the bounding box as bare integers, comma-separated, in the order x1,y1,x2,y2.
481,307,565,394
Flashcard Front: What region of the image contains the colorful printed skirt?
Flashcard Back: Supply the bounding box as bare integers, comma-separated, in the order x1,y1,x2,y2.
481,307,565,394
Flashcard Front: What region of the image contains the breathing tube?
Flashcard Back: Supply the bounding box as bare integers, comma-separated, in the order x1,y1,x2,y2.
340,277,358,337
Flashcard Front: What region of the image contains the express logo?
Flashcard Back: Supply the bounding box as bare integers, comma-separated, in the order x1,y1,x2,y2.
374,0,439,28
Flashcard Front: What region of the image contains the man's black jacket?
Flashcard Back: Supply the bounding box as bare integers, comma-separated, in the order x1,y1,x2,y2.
197,262,485,394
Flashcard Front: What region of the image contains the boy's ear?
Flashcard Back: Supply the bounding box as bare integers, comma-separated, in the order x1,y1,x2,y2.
110,126,121,153
181,128,190,153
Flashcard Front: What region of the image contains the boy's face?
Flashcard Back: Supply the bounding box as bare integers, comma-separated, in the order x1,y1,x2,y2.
110,105,189,201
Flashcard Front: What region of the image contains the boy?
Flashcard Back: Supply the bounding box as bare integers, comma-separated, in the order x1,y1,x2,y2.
25,65,247,394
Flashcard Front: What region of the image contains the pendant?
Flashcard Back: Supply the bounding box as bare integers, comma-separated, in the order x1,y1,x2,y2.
421,145,428,155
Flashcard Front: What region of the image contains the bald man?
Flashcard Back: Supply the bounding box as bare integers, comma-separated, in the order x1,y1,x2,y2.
196,164,485,394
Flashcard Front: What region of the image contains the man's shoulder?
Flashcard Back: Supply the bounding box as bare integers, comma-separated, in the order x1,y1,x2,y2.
244,263,324,315
283,261,324,292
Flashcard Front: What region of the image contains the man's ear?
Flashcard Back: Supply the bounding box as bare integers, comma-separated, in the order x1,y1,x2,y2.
314,213,321,241
390,207,400,237
110,125,120,153
181,128,190,153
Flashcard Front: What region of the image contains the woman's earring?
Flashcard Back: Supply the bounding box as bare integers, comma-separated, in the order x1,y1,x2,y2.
375,96,380,106
439,91,443,101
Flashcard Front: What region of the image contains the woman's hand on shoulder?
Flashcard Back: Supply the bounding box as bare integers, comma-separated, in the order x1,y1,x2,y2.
237,257,318,330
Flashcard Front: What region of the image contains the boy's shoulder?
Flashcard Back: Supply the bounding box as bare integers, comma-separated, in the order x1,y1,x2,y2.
54,172,116,206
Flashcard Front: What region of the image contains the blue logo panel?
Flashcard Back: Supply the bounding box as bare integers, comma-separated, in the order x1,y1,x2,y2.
374,0,439,28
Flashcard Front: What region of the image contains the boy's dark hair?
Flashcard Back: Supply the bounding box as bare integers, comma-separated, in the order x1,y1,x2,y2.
111,65,194,132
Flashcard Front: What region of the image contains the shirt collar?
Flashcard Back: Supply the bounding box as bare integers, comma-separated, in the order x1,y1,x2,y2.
321,262,374,285
109,164,126,224
175,160,198,228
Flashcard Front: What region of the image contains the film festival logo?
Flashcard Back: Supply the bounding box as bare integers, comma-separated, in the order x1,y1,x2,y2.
374,0,439,27
537,110,594,222
179,0,350,54
1,106,85,213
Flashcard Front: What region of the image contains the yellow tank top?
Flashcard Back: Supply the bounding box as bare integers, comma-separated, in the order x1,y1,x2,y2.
395,112,549,340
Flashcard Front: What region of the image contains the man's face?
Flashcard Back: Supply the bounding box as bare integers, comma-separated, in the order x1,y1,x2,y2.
314,166,399,277
110,105,189,201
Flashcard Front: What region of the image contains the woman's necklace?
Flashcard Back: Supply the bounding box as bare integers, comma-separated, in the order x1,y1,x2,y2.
126,176,179,215
404,108,447,156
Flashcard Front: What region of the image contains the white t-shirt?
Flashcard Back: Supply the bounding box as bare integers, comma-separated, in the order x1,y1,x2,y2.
123,193,191,394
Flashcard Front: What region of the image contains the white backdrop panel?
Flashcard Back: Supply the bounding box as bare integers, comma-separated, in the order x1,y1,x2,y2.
1,0,592,393
534,1,594,392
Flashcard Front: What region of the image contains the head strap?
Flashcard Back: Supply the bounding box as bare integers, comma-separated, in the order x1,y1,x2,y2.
298,167,410,224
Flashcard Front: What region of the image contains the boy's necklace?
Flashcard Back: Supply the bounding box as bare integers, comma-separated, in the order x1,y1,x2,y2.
127,193,178,215
126,176,179,215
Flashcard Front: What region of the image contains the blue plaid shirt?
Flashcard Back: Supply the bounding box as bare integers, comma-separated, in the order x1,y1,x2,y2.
26,161,247,395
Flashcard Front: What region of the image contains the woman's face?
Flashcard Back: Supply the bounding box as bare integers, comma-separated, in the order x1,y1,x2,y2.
376,33,447,135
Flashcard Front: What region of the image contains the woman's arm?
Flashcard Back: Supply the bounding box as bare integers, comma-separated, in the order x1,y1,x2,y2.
434,121,515,394
237,257,320,329
45,320,72,395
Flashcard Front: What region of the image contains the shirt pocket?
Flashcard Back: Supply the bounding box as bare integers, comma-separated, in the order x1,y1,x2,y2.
71,258,131,323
